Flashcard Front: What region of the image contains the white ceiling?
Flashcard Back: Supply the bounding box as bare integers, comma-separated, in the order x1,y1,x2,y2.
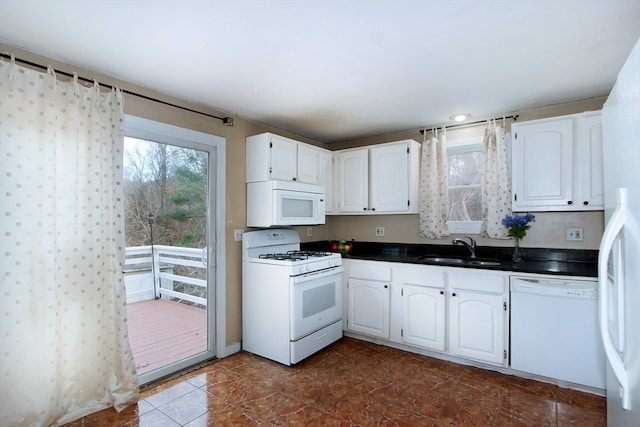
1,0,639,143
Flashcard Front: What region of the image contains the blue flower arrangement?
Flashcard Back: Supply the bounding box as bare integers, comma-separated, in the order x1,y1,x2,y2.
502,213,535,240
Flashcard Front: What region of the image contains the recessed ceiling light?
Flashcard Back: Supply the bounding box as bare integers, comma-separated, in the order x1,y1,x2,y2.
450,113,470,122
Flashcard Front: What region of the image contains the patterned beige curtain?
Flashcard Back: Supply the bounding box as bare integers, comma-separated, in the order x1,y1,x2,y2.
481,120,511,238
419,128,450,239
0,58,139,426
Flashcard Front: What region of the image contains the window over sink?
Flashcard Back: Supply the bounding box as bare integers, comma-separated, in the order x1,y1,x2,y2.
447,138,483,234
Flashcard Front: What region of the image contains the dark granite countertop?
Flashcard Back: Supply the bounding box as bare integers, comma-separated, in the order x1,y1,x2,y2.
301,241,598,278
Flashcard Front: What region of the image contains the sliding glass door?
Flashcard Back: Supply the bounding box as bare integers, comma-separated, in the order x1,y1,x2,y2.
123,116,225,385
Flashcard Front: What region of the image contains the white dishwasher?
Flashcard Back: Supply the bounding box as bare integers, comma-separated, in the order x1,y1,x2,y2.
510,276,606,389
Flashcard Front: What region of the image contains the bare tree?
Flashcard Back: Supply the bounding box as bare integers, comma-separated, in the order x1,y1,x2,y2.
123,137,208,248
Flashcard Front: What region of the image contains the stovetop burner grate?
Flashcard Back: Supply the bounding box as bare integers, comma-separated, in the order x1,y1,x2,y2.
258,253,307,261
257,250,335,262
287,250,333,258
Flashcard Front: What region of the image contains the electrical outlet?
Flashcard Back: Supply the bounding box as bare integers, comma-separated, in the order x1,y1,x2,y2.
566,227,583,241
234,229,244,241
376,226,385,237
307,227,313,237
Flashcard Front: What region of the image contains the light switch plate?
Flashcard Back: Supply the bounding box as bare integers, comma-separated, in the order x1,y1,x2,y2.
234,229,244,241
376,226,385,237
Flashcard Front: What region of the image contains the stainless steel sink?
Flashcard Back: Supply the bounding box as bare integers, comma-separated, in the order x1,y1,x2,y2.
415,256,501,267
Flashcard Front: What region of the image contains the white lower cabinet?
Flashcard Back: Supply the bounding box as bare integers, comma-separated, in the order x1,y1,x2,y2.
348,279,390,339
395,266,446,351
402,284,446,351
446,270,508,365
346,260,509,367
449,290,505,365
346,261,392,339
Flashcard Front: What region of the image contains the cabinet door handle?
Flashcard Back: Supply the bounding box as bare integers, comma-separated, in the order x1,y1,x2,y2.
363,207,368,211
583,201,589,206
567,200,573,205
384,285,388,289
440,290,444,295
292,177,297,181
371,208,376,211
452,292,457,297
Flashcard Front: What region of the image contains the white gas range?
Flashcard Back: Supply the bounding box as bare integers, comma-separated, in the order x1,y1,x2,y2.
242,229,343,365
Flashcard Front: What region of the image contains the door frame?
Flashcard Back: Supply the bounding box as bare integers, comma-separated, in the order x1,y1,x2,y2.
124,115,226,385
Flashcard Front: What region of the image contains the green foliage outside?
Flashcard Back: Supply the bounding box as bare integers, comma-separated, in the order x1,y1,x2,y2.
123,137,208,249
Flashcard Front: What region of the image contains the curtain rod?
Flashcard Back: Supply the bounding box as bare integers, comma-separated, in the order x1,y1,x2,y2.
419,114,519,134
0,53,234,126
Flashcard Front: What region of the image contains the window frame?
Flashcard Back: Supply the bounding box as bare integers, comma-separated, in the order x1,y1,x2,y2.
446,137,483,235
124,115,230,384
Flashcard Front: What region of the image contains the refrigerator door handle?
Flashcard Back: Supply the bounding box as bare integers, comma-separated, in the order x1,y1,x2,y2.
598,187,630,410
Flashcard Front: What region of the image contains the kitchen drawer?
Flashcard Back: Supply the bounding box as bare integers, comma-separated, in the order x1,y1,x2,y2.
290,320,343,365
394,265,446,288
449,270,507,294
349,261,392,282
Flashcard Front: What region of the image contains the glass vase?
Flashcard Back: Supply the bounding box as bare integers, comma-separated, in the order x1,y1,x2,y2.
512,238,522,262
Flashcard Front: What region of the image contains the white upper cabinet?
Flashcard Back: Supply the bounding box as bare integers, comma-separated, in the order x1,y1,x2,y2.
577,113,604,208
335,140,420,214
512,117,574,210
246,133,296,182
246,132,330,185
337,148,369,212
270,135,298,182
297,143,320,185
370,143,412,212
511,111,603,211
318,149,335,213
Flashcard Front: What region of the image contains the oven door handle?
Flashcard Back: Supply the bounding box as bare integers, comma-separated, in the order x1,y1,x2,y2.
292,266,344,284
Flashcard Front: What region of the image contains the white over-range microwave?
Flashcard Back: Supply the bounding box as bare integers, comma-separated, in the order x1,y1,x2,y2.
247,180,326,227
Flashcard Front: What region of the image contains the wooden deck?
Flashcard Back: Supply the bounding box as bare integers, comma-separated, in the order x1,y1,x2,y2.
126,299,207,374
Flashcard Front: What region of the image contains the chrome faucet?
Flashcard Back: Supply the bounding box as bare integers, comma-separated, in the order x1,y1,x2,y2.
452,236,477,258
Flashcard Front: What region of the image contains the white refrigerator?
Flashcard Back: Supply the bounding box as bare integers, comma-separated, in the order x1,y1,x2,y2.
599,37,640,426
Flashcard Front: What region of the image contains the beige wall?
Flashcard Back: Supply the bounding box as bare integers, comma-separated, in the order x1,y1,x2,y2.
2,44,605,351
318,211,604,250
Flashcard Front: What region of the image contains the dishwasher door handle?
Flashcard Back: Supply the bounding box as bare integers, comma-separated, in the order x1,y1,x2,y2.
511,278,596,297
515,278,567,286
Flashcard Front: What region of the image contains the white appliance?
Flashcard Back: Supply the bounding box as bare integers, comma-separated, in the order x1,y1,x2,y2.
510,276,605,390
599,37,640,425
246,180,325,227
242,229,343,365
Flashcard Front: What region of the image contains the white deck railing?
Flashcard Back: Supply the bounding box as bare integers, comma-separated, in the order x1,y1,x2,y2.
124,245,207,306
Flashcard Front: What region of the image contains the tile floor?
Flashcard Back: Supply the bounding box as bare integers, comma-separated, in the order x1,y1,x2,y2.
66,337,606,426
